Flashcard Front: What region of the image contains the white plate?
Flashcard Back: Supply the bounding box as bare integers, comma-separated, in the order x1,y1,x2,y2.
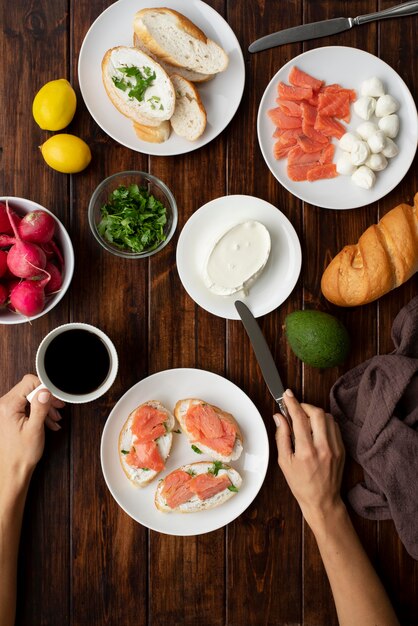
257,46,418,210
78,0,245,156
100,368,269,535
176,195,301,320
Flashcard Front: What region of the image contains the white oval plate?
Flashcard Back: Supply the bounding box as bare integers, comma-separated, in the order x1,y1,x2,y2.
78,0,245,156
100,368,269,535
257,46,418,210
176,195,301,320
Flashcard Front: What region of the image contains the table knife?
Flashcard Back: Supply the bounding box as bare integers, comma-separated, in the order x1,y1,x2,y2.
235,300,294,444
249,1,418,52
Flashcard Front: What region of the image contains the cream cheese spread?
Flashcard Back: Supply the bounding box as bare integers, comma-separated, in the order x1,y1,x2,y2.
204,221,271,296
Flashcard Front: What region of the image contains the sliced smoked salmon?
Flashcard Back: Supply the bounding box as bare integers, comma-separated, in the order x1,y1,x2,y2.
126,440,165,472
184,403,237,458
289,65,324,91
161,469,194,509
131,404,168,443
267,65,357,182
189,473,231,501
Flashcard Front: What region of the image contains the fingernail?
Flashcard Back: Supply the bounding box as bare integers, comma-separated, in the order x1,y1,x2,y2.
52,422,62,431
38,391,51,404
285,389,294,397
273,414,281,427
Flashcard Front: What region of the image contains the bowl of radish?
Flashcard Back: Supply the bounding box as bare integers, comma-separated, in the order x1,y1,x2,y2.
0,197,74,324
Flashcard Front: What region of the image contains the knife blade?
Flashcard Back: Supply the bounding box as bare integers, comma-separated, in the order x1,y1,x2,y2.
249,1,418,52
235,300,294,443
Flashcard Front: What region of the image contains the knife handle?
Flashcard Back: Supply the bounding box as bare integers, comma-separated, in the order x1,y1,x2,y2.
277,397,295,449
355,0,418,25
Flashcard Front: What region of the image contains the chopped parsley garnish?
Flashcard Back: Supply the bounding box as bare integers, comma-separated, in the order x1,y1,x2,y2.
112,65,156,103
228,485,239,492
121,449,129,455
98,184,167,253
191,445,202,454
209,461,224,476
141,468,150,472
147,95,163,110
186,469,196,476
173,429,181,434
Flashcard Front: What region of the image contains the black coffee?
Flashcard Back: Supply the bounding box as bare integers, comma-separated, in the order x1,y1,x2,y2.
44,329,111,395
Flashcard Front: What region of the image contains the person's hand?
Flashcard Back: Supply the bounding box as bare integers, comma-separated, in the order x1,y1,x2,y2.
274,389,345,531
0,375,65,483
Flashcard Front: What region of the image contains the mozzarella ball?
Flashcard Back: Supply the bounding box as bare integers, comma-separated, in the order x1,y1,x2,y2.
360,77,385,97
367,130,387,154
378,114,400,138
365,153,388,171
337,153,357,175
356,122,378,140
350,140,370,165
354,96,376,120
339,132,360,152
382,137,399,158
375,94,399,117
351,166,376,189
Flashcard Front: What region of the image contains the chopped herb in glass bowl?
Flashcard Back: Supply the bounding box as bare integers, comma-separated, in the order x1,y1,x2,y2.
88,171,177,258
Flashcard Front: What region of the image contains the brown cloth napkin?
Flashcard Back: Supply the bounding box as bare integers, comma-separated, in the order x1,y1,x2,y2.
330,296,418,560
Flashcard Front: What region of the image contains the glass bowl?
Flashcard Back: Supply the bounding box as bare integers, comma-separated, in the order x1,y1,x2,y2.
88,171,178,258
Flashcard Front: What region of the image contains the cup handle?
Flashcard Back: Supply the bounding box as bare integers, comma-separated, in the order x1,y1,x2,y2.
26,383,49,403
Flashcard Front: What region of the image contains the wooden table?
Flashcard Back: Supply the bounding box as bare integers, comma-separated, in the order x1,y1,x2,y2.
1,1,417,624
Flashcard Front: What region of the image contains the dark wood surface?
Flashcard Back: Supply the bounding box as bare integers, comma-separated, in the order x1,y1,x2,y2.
1,1,417,624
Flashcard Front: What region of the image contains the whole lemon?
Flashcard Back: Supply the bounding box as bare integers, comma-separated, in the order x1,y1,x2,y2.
40,134,92,173
33,79,77,131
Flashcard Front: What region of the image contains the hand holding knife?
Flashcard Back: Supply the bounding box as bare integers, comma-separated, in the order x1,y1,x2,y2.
234,300,295,446
249,1,418,52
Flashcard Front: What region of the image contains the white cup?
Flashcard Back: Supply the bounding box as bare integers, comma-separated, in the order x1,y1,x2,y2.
27,322,118,404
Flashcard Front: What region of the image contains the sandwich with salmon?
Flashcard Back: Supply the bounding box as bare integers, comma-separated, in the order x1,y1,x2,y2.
174,398,243,462
155,461,242,513
119,400,175,487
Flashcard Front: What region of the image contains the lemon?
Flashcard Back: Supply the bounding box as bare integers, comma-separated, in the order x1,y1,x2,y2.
33,79,77,130
40,134,92,173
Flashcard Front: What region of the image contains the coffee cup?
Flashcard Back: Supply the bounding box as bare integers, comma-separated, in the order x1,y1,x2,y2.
27,322,118,404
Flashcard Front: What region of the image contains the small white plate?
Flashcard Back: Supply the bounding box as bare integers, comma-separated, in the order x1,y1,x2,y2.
78,0,245,156
100,368,269,535
257,46,418,210
176,195,302,320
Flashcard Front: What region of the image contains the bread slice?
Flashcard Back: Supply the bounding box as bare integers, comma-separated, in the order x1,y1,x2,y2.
133,120,171,143
174,398,243,462
118,400,175,487
169,74,207,141
133,8,228,75
133,32,213,83
102,46,175,126
155,461,242,513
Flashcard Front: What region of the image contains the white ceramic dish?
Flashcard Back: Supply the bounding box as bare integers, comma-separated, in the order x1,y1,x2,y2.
101,368,269,535
78,0,245,156
0,197,74,325
257,46,418,210
176,195,301,320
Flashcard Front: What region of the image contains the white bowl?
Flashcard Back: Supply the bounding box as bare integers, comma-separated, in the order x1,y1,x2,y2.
0,197,74,324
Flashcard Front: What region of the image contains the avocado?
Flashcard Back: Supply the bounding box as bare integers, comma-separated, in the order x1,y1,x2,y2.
285,310,350,369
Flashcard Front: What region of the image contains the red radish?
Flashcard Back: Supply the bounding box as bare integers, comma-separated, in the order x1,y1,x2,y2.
0,202,18,234
0,234,16,247
0,251,7,277
9,269,51,317
42,238,64,268
18,210,56,244
44,261,62,294
5,200,47,278
0,283,8,306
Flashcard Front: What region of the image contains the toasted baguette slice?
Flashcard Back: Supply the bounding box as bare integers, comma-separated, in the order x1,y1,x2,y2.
174,398,243,462
133,33,213,83
102,46,175,127
169,74,207,141
133,120,171,143
119,400,175,487
133,8,228,75
155,461,242,513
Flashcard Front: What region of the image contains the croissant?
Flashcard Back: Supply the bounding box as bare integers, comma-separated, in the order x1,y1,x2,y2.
321,193,418,306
